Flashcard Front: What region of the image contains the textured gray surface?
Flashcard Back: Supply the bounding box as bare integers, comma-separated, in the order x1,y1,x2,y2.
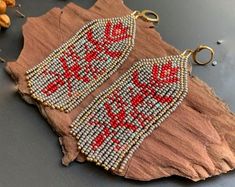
0,0,234,186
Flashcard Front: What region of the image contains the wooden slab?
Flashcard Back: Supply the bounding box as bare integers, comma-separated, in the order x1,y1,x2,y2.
5,0,235,181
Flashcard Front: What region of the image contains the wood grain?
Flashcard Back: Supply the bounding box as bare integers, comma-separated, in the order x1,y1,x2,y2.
5,0,235,181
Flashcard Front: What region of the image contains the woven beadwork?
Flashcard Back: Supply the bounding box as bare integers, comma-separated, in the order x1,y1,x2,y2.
70,54,188,172
26,14,136,112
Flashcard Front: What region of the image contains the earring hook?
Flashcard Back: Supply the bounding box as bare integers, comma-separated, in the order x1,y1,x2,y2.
181,45,214,65
132,10,159,24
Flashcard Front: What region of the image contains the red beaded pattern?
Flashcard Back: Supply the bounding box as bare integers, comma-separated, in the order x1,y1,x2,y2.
26,14,136,112
70,55,188,171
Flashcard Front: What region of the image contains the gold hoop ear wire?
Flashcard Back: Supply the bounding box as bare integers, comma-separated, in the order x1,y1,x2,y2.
131,10,159,24
181,45,215,65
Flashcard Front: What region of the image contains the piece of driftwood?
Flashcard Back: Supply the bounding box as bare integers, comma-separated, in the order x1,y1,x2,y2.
5,0,235,181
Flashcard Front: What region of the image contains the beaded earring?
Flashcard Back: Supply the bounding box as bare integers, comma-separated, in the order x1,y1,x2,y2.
70,45,214,172
26,10,159,113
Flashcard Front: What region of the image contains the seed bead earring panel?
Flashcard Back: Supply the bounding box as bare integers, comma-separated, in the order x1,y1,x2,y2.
26,14,136,112
70,54,188,172
25,10,159,113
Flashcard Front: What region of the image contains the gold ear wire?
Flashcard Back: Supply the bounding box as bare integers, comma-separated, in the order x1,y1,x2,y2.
192,45,214,65
181,45,214,65
132,10,159,24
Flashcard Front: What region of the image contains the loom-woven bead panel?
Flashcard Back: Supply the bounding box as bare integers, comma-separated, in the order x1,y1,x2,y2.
70,55,188,171
26,14,136,112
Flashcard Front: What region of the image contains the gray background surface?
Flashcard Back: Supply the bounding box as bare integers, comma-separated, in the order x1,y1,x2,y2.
0,0,235,187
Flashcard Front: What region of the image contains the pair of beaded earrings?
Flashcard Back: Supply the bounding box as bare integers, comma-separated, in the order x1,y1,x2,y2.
26,10,214,172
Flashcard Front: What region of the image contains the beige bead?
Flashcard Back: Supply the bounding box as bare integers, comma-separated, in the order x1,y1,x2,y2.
0,14,10,28
0,0,6,14
3,0,15,7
